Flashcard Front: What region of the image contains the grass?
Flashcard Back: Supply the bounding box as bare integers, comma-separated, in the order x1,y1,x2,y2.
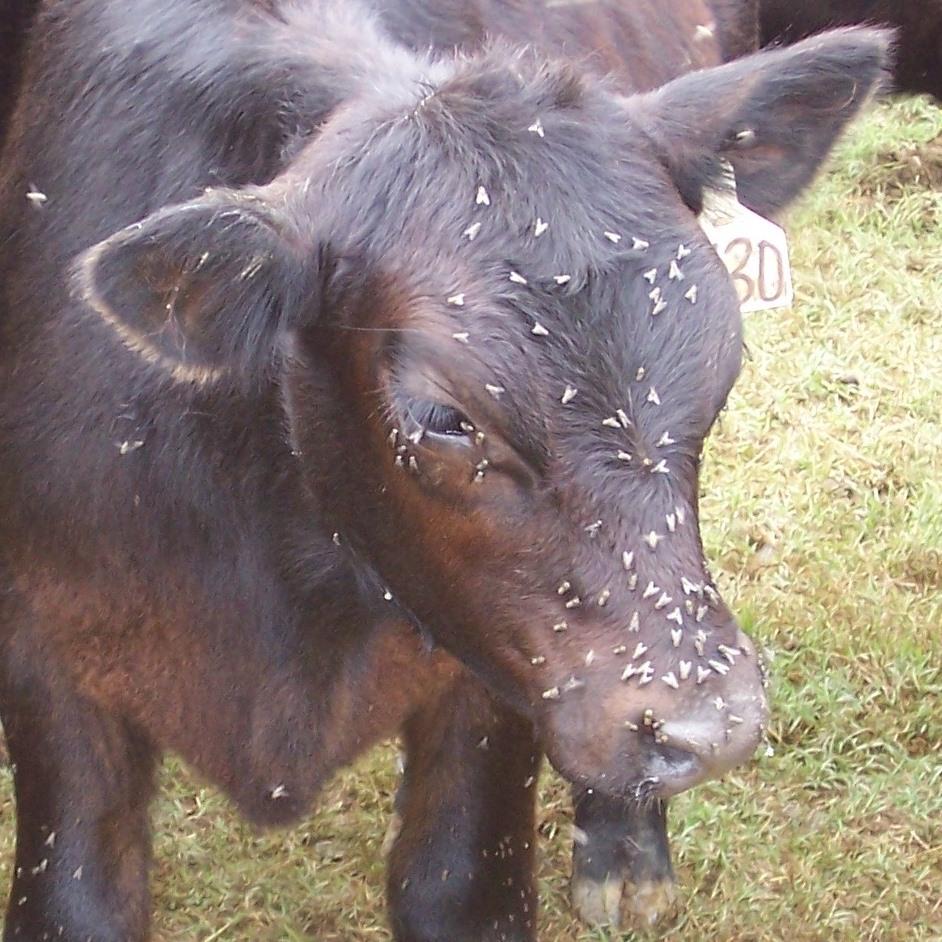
1,96,941,941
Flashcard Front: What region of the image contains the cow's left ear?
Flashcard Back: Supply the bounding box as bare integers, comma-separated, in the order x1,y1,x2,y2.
75,192,312,383
630,27,891,217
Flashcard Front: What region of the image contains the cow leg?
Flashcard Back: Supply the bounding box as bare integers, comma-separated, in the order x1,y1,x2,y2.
0,662,155,942
386,674,540,942
570,789,677,931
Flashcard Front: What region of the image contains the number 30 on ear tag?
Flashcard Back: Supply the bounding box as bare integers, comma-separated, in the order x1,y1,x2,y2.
698,169,793,314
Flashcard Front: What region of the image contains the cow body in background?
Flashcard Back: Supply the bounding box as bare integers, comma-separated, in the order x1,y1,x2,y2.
760,0,942,100
0,1,885,939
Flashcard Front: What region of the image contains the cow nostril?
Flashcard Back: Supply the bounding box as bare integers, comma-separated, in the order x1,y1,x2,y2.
634,739,702,797
657,709,764,773
632,700,766,797
652,741,699,773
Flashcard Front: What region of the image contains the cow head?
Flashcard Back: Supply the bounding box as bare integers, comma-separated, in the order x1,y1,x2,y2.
78,29,888,798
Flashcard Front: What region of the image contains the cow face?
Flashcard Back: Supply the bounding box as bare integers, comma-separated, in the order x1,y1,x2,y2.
79,30,887,798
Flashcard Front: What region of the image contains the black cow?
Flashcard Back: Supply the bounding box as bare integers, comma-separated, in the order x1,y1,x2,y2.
0,3,757,933
0,1,886,939
760,0,942,100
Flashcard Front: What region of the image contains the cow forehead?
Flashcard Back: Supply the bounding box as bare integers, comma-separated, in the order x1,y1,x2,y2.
286,57,743,435
314,171,741,443
391,196,742,423
290,49,685,272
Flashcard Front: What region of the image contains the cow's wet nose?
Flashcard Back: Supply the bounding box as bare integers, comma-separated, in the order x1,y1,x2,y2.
542,628,768,799
635,632,769,797
645,679,768,798
653,695,766,796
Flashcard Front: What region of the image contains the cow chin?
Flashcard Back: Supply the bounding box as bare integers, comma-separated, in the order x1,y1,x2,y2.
540,661,769,800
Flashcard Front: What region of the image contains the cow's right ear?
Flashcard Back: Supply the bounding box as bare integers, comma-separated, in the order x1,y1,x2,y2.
628,27,891,218
76,194,312,384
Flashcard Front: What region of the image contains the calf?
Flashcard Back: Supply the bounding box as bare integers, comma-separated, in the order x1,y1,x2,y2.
0,1,886,939
0,2,757,931
760,0,942,100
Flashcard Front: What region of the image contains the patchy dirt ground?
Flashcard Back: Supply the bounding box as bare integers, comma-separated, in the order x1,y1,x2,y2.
867,133,942,195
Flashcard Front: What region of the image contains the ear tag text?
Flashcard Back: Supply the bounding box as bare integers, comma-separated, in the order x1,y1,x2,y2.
698,165,793,314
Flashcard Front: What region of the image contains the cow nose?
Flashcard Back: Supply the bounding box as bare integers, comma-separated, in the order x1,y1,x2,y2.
540,629,768,800
651,690,767,797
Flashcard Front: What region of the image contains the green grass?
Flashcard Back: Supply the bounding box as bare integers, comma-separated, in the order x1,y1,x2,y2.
2,97,941,941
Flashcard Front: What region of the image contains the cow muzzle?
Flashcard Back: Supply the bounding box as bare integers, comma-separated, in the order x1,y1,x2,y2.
540,628,769,799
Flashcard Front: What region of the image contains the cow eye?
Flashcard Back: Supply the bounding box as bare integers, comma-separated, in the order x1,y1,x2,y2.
405,399,472,442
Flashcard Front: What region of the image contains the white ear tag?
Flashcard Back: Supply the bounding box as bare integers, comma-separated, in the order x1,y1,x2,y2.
698,164,793,314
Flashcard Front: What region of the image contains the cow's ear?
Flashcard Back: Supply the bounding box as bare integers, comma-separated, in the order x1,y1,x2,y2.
76,193,311,383
630,27,891,217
